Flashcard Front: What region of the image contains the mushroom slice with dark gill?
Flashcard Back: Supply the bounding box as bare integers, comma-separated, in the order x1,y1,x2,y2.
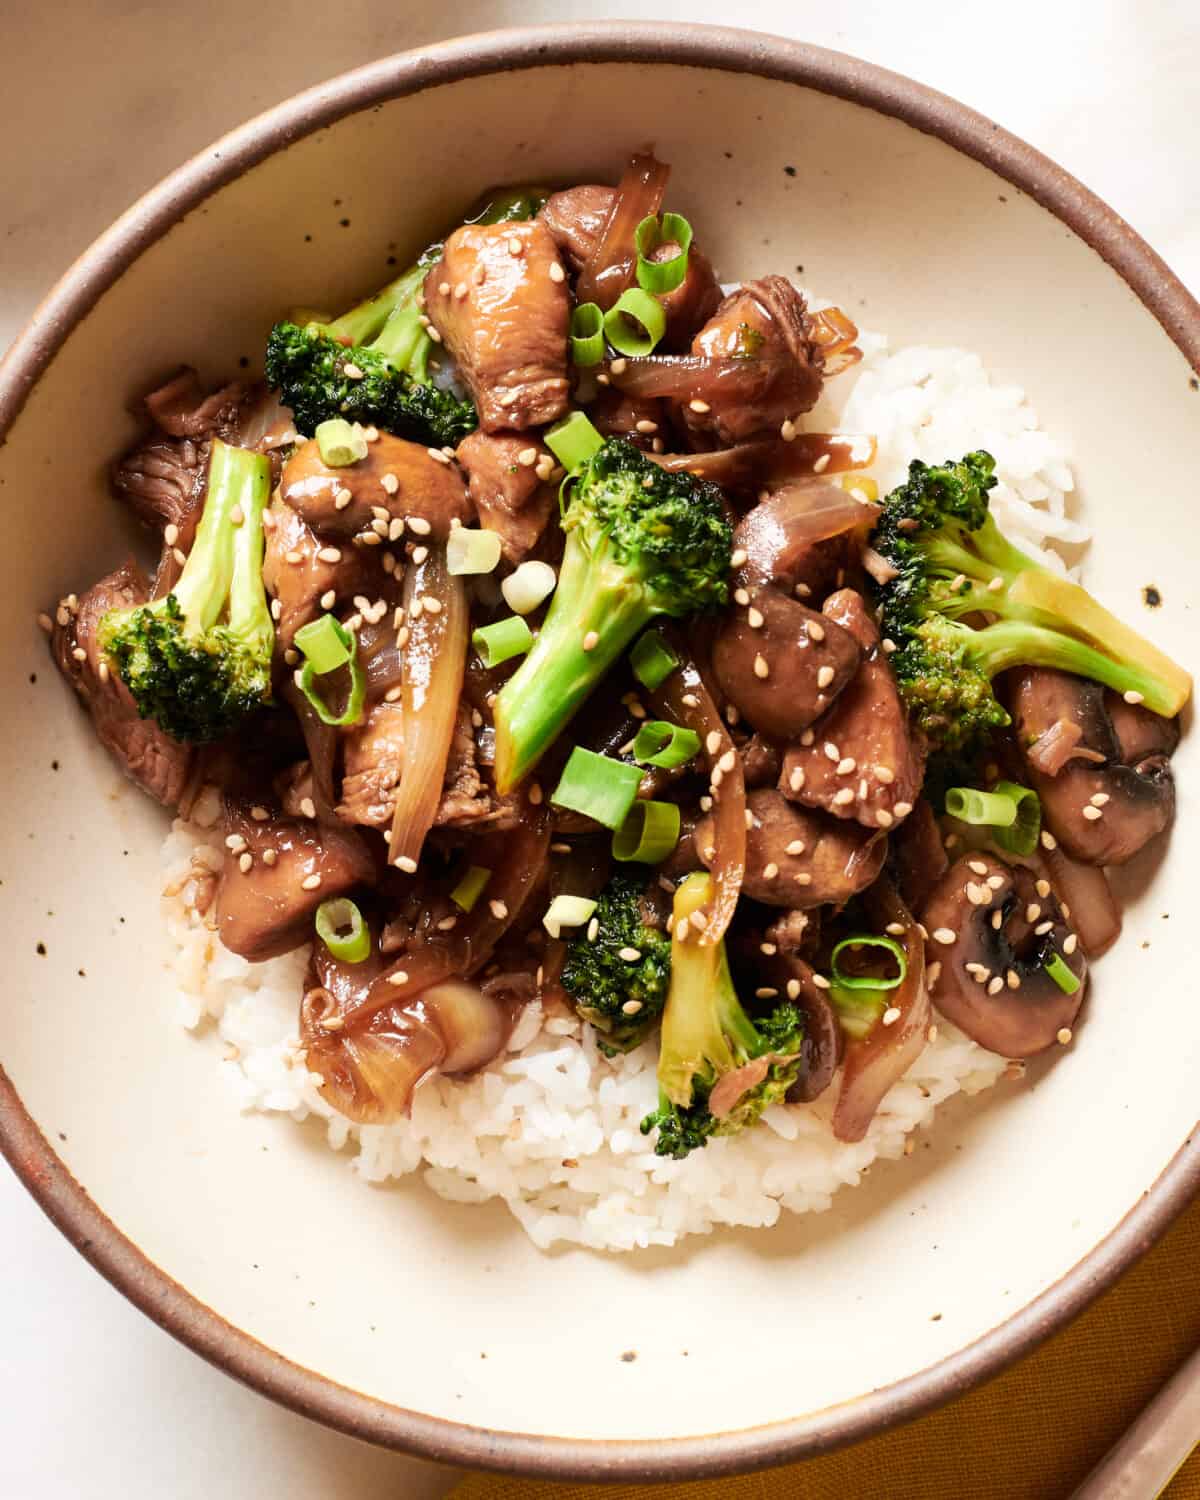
215,794,377,962
455,429,556,563
422,219,570,432
921,851,1087,1057
695,788,884,908
49,562,193,807
1010,668,1176,865
778,588,924,831
280,432,470,541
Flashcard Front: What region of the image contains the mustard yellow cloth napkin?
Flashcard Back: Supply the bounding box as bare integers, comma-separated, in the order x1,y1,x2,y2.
451,1190,1200,1499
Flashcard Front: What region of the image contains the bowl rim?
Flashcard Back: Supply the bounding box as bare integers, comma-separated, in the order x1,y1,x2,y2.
1,20,1198,1482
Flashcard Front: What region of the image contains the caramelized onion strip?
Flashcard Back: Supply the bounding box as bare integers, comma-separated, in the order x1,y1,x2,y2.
575,151,670,310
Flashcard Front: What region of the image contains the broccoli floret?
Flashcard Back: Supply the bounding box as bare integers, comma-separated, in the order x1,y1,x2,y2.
639,873,804,1160
874,452,1192,753
99,440,274,743
493,438,732,790
560,873,672,1053
264,188,549,447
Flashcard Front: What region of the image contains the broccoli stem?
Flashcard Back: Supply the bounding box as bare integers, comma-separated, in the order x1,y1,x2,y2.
224,445,274,653
969,618,1176,713
493,534,657,793
323,264,425,350
175,439,270,638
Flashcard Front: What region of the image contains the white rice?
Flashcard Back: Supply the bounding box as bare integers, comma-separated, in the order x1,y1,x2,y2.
159,332,1086,1253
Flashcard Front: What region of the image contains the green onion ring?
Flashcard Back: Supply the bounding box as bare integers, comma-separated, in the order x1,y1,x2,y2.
603,288,667,357
634,212,693,295
612,799,681,863
315,897,370,963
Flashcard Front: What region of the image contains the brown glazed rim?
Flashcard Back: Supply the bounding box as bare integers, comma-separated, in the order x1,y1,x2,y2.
1,22,1198,1484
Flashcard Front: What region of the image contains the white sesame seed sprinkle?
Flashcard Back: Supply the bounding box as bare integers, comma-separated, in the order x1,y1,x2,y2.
262,849,278,867
893,802,913,818
932,927,956,946
689,398,711,414
1082,805,1103,821
408,515,432,535
808,621,826,643
837,757,856,776
986,874,1005,890
968,859,989,876
489,899,509,920
789,767,806,792
1035,921,1054,935
395,855,418,873
747,606,764,629
317,545,342,564
754,654,769,679
1063,933,1078,955
987,976,1004,995
583,630,599,652
300,873,322,891
1124,690,1144,705
817,665,835,689
1091,792,1110,806
1041,831,1058,850
811,973,831,989
342,362,364,380
882,1006,901,1026
238,852,253,873
1057,1027,1073,1045
832,787,856,806
549,261,566,284
762,862,779,880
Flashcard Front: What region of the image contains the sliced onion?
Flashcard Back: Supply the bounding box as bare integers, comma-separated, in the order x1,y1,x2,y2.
1027,718,1084,776
654,433,877,489
732,481,879,590
1041,843,1122,957
575,151,670,311
649,649,744,944
833,878,931,1144
423,979,510,1073
282,679,339,820
389,548,468,870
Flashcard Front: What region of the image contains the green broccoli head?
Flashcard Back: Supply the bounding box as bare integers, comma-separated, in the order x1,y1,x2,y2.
639,873,804,1160
100,440,274,743
564,438,733,618
872,450,1192,752
560,872,671,1054
493,439,732,791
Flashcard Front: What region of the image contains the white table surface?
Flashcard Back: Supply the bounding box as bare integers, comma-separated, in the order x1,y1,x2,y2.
2,2,1196,1495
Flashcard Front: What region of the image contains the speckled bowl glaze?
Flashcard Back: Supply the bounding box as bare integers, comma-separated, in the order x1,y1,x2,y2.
0,23,1197,1482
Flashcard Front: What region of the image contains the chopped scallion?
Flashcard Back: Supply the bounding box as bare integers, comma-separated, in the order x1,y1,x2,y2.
830,934,907,992
612,799,681,863
315,417,367,467
315,898,370,964
295,615,365,727
630,630,679,690
569,302,606,366
945,781,1041,856
1044,951,1081,994
471,615,533,668
294,613,354,675
550,747,642,830
603,287,667,357
447,527,503,576
544,410,604,472
450,864,492,912
543,894,598,939
634,212,693,295
501,560,557,616
631,720,701,769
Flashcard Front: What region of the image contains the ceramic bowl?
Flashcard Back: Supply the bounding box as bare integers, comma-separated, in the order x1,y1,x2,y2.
1,23,1197,1482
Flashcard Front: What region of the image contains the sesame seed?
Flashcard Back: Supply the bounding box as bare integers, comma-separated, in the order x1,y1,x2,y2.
262,848,278,867
342,362,364,380
284,549,303,566
70,645,86,662
583,630,599,652
699,795,713,812
319,589,336,610
787,978,801,1000
1026,903,1042,923
689,398,711,414
730,548,748,567
882,1006,901,1026
875,765,895,784
548,260,566,284
968,860,989,876
795,582,812,598
410,541,427,560
517,447,538,468
1124,690,1145,705
965,883,986,906
1041,831,1058,851
1005,969,1020,990
1091,792,1110,806
250,805,270,822
334,487,353,510
409,598,423,618
680,693,701,711
817,665,835,688
1082,806,1103,821
704,730,721,757
927,962,942,987
932,928,956,946
987,976,1004,995
808,621,825,642
1036,878,1051,898
824,741,840,762
833,787,856,806
785,839,806,856
300,873,322,891
384,685,402,703
718,748,736,774
489,899,509,920
893,802,913,818
436,914,458,932
97,661,110,683
675,918,689,941
238,852,253,873
299,797,316,819
800,729,816,747
618,946,642,962
395,856,418,873
733,587,750,607
230,504,245,526
756,987,779,1000
408,515,432,535
1063,933,1078,956
710,766,724,789
1035,921,1054,935
762,862,779,880
424,596,443,615
794,873,813,886
689,909,708,931
437,281,451,296
508,234,523,255
992,909,1003,930
780,418,797,441
225,834,246,852
174,548,187,566
317,546,342,564
582,916,599,944
747,606,764,629
812,973,831,989
395,626,410,649
881,638,897,654
386,970,411,987
528,782,543,806
986,874,1005,890
621,999,642,1015
363,427,379,442
789,767,806,792
754,654,769,679
760,942,778,956
837,757,856,776
1057,1027,1073,1045
1061,903,1071,919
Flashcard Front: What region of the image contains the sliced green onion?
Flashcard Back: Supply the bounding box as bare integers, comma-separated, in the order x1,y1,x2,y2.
472,615,533,668
630,631,679,690
294,613,354,674
945,781,1041,857
992,781,1042,857
450,865,492,912
543,894,598,939
544,411,604,472
1044,951,1081,995
295,615,366,727
830,987,888,1041
501,560,557,615
447,527,503,576
634,212,693,294
603,288,667,357
631,720,701,769
612,799,681,863
315,898,370,964
551,747,642,830
830,934,908,992
570,302,606,366
315,417,367,467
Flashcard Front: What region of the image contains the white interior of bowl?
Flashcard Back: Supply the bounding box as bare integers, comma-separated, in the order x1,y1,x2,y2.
1,59,1196,1447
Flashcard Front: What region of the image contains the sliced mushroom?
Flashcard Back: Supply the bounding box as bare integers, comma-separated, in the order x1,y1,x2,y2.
921,851,1087,1056
694,788,884,908
1010,668,1176,865
281,433,470,541
890,797,949,914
